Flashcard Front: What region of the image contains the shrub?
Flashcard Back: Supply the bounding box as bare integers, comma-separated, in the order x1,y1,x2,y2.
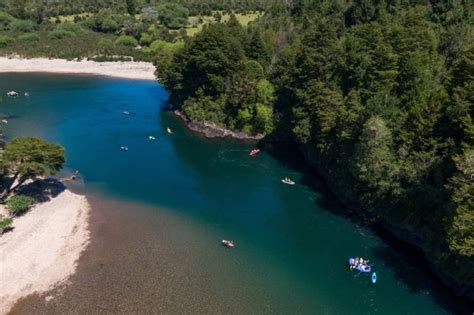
48,29,75,40
0,35,13,47
10,19,36,32
0,11,15,30
18,33,40,42
115,35,138,47
0,217,13,231
149,40,184,54
7,195,34,216
139,33,153,46
97,38,114,52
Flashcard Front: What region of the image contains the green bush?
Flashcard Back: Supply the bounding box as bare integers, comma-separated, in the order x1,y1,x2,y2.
18,33,40,42
97,38,114,52
139,33,153,46
7,195,34,216
148,39,184,54
0,217,13,231
10,19,37,32
253,103,274,134
48,29,76,40
0,11,14,30
0,35,13,47
115,35,138,47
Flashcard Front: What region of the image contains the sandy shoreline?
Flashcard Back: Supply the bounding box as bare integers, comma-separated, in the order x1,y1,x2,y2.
0,189,91,314
0,57,156,80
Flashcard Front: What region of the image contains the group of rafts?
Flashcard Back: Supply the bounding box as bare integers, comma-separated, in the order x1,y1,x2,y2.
4,91,29,124
349,257,377,283
226,147,378,283
120,110,172,151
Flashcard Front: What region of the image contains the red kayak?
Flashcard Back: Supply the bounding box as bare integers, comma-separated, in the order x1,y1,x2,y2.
221,240,235,248
249,149,260,156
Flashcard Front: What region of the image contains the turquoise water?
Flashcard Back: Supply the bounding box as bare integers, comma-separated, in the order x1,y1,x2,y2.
0,73,470,314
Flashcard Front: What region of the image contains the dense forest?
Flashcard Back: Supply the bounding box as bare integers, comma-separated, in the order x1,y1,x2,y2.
0,0,472,300
0,0,266,18
157,0,474,297
0,0,261,60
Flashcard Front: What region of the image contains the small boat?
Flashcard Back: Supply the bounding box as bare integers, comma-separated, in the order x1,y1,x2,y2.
282,177,295,185
166,127,172,134
148,135,156,140
221,240,235,248
7,91,18,97
249,148,260,156
348,257,372,273
371,272,377,284
123,111,130,115
1,119,8,124
120,146,129,151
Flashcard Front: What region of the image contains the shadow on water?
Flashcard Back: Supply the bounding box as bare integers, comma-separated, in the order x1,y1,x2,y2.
373,228,474,314
263,141,350,218
264,141,474,314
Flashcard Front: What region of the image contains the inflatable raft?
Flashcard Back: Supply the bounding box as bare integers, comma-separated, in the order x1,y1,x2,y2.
349,258,372,273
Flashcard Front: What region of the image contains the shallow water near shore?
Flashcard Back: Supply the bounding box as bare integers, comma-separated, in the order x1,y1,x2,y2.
1,73,472,314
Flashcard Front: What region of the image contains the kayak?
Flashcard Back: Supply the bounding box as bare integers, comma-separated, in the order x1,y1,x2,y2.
249,149,260,156
221,240,235,248
372,272,377,284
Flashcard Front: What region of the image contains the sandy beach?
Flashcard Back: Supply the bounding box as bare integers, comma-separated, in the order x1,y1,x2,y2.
0,57,156,80
0,188,91,314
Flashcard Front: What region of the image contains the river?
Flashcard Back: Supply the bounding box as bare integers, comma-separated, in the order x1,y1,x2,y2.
1,73,471,314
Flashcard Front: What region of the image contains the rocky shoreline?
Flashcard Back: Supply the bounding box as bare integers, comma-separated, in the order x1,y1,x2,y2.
173,110,264,140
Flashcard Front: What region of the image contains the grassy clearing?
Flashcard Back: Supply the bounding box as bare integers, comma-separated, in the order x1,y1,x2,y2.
49,13,92,23
186,11,262,36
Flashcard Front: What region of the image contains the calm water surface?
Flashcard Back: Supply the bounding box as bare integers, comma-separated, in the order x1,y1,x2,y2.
0,73,470,314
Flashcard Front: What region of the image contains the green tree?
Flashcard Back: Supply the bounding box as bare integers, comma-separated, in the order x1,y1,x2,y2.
2,137,65,196
446,149,474,257
157,3,189,29
246,31,270,66
126,0,136,16
352,116,401,199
